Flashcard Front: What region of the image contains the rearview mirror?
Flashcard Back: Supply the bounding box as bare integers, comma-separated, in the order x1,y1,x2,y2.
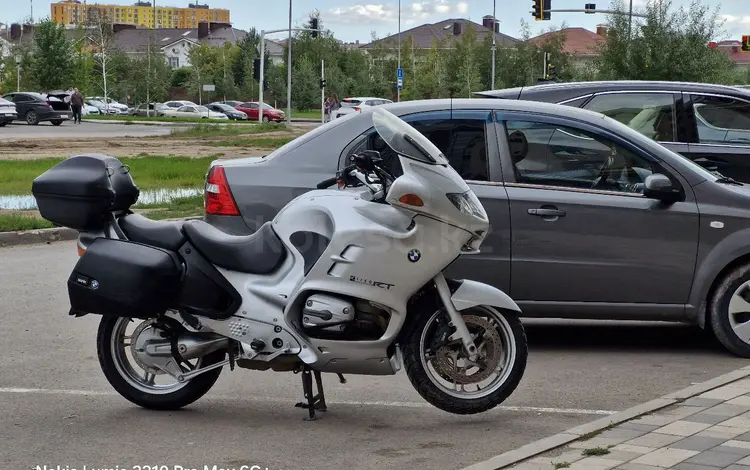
643,174,680,203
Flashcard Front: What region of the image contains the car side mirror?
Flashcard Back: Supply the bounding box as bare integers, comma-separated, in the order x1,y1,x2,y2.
643,174,680,203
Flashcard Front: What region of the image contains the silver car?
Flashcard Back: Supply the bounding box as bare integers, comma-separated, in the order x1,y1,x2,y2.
202,98,750,358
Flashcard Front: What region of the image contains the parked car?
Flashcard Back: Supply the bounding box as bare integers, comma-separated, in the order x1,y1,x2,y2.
163,100,198,109
0,97,17,126
1,92,71,125
218,100,243,108
87,99,119,115
474,81,750,183
89,96,129,115
131,103,169,117
162,105,228,120
206,102,248,120
236,101,285,122
81,103,101,115
333,97,393,120
200,98,750,358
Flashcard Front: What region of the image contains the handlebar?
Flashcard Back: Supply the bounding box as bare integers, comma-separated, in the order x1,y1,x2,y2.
316,177,338,189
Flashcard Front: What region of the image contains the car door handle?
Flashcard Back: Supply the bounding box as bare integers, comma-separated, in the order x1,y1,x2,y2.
528,208,566,217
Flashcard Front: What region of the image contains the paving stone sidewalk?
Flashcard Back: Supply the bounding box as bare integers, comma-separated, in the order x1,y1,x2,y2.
511,378,750,470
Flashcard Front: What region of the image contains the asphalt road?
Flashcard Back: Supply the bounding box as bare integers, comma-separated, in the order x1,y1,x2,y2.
1,241,748,470
0,121,181,140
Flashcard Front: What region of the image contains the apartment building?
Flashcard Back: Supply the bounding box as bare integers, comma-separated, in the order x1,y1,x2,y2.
51,0,230,28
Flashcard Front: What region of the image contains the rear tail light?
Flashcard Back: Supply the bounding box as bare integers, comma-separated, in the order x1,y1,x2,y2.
354,107,361,112
205,166,240,216
44,103,52,109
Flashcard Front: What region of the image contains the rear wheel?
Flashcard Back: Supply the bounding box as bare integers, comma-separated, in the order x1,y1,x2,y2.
402,305,527,414
97,316,225,410
0,122,7,127
26,111,39,125
51,120,62,126
710,263,750,357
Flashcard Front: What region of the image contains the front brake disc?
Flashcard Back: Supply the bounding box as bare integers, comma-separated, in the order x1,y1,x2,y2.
431,315,504,385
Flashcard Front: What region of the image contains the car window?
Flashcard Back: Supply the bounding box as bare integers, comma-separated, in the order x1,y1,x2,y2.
177,106,191,112
342,99,362,107
690,94,750,145
345,112,489,181
584,93,677,142
504,120,663,195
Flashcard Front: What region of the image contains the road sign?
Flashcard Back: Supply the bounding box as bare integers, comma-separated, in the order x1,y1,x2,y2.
397,67,403,79
202,84,216,92
397,78,403,89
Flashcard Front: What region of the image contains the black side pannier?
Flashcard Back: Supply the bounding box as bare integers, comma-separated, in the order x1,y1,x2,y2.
68,238,183,319
32,154,140,231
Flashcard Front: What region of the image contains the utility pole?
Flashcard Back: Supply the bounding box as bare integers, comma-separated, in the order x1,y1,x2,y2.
397,0,401,102
491,0,497,90
286,0,292,126
320,59,325,123
628,0,633,40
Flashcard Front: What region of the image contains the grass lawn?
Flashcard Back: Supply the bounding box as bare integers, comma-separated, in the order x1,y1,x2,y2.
0,214,55,232
292,109,322,120
86,114,255,125
211,137,294,148
0,156,216,195
169,122,287,138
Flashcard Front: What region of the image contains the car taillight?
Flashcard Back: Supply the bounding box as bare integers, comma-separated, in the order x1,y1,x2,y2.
354,107,361,112
44,103,52,109
205,166,240,216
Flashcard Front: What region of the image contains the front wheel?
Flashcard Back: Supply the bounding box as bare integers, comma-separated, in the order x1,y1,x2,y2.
97,316,225,410
402,305,527,414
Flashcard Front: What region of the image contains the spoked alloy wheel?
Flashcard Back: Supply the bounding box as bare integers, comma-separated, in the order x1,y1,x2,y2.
97,316,225,410
403,305,527,414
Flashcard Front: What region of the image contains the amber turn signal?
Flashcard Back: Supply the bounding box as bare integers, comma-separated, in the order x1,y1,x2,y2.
399,194,424,207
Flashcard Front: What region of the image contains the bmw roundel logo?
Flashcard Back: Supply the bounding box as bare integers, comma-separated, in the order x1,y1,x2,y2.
408,249,421,263
91,279,99,290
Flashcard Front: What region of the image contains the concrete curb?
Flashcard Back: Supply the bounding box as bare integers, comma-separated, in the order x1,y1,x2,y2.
0,216,203,248
461,366,750,470
82,118,318,126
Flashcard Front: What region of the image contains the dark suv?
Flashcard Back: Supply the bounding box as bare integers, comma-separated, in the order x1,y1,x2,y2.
476,81,750,182
1,92,71,125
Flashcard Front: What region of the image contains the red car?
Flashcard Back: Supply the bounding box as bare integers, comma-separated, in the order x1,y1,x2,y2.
235,102,285,122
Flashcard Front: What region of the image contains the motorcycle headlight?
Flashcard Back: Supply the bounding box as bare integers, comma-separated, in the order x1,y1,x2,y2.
446,191,487,221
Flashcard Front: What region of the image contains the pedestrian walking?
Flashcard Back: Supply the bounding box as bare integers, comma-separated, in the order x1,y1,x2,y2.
324,96,332,122
330,94,341,120
70,88,84,124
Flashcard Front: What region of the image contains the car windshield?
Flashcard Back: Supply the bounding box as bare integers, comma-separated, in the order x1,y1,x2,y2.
342,99,362,107
262,103,273,110
195,106,209,112
372,107,448,165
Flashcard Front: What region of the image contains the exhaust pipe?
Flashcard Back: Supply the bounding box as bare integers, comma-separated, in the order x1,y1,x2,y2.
176,333,229,360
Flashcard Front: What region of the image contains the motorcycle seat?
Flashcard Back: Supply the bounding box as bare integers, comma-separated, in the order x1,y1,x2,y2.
119,213,186,252
182,220,287,274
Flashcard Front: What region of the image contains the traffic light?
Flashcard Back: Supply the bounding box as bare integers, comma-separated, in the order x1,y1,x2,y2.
311,18,319,38
532,0,551,21
253,58,261,81
546,63,556,79
742,35,750,53
319,78,326,89
532,0,542,20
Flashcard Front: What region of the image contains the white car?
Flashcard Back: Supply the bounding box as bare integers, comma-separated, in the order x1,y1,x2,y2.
162,105,229,120
89,97,129,115
163,100,199,109
81,103,100,115
333,97,393,119
88,99,125,115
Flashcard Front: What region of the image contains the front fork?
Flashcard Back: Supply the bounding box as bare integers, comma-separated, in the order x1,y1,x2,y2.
433,273,478,357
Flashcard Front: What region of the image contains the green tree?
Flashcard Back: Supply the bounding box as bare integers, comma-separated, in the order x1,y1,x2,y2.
31,19,74,90
186,43,218,103
292,55,319,110
596,0,735,83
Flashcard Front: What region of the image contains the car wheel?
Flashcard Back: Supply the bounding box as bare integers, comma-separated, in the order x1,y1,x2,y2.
51,120,63,126
0,122,7,127
26,111,40,125
710,263,750,357
262,115,270,123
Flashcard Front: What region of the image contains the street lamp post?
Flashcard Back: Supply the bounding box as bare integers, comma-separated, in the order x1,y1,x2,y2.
15,55,21,92
286,0,292,126
491,0,497,90
397,0,401,102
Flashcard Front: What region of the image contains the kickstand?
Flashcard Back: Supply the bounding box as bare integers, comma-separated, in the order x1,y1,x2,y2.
295,368,328,420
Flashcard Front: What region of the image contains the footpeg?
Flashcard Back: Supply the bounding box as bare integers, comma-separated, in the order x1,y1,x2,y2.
250,339,266,351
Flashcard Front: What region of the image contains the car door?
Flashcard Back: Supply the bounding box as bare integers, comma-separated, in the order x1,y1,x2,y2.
5,93,30,118
581,91,691,157
338,109,512,292
680,93,750,183
495,111,700,318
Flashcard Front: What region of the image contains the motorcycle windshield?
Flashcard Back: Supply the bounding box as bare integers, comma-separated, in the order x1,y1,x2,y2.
372,108,449,165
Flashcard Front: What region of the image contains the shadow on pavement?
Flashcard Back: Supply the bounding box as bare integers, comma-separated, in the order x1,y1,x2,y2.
523,320,724,353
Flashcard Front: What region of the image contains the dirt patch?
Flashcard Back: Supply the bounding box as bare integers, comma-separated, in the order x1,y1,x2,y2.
0,130,306,160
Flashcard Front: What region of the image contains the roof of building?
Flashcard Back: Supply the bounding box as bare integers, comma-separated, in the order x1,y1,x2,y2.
361,18,519,49
529,27,604,56
113,26,247,53
716,41,750,65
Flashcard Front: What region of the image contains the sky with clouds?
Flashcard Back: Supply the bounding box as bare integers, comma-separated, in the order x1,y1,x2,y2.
14,0,750,43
